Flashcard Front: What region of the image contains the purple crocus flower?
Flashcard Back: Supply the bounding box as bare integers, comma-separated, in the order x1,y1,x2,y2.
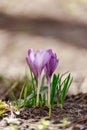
45,50,59,80
26,49,51,79
44,50,59,106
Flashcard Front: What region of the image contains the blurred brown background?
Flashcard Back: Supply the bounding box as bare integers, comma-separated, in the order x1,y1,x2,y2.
0,0,87,94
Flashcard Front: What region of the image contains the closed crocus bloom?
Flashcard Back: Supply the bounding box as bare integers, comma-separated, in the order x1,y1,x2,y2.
26,49,51,79
45,50,59,107
45,50,59,79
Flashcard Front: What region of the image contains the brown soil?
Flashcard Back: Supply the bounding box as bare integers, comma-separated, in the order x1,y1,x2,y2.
0,93,87,130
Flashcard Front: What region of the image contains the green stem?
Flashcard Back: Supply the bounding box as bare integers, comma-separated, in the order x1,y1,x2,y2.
28,66,36,105
36,77,41,105
47,78,51,117
48,78,51,107
29,67,35,93
49,105,51,118
48,85,51,107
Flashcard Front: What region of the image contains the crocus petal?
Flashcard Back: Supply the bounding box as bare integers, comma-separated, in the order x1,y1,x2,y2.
49,54,58,76
35,50,51,76
46,49,53,55
26,49,38,78
28,49,35,62
26,49,51,79
45,51,59,78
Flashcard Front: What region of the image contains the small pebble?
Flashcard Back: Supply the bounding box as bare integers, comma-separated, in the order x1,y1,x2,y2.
29,126,37,130
0,119,8,127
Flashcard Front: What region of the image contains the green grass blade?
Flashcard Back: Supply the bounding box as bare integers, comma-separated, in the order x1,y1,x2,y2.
19,84,25,106
61,74,72,106
24,85,28,107
56,74,63,104
7,83,18,106
50,74,59,107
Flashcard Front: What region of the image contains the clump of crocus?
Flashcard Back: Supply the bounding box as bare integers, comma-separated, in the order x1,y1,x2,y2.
26,49,53,105
26,49,58,105
26,48,72,111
